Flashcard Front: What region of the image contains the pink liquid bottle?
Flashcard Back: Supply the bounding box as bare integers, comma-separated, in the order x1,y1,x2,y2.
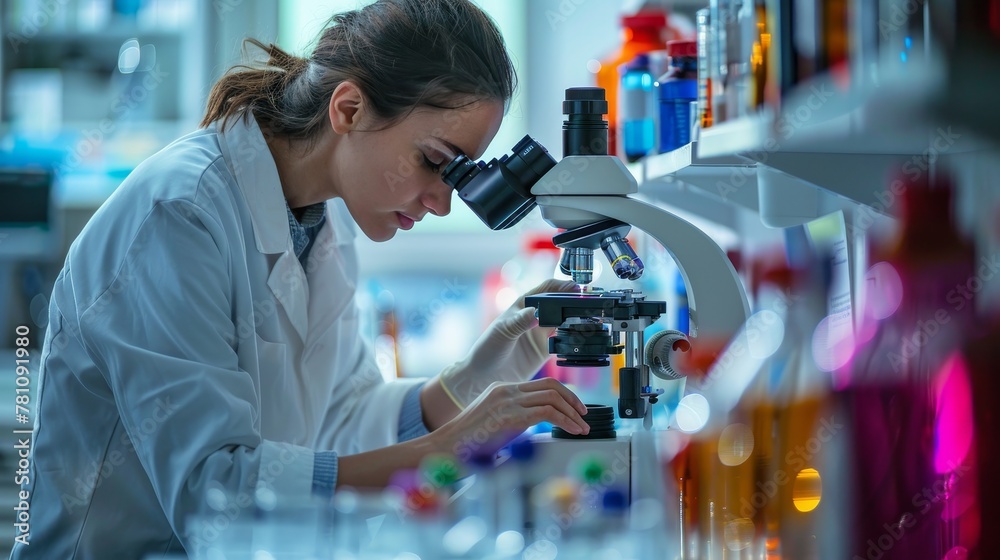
835,169,979,560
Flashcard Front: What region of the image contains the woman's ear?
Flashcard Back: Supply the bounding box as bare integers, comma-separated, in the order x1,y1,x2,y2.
328,81,366,134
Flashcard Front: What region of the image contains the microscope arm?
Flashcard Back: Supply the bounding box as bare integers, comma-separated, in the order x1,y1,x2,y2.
535,195,751,346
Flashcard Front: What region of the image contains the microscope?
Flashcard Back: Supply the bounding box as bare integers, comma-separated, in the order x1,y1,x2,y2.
441,88,751,520
443,87,750,422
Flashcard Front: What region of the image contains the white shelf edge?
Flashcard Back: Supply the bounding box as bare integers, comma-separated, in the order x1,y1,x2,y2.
692,56,983,159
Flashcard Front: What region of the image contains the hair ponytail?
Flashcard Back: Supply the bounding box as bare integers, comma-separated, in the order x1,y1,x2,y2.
200,0,516,143
200,39,311,132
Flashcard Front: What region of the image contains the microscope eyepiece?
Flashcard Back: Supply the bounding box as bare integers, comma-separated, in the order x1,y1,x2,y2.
441,135,556,231
441,154,482,188
440,88,612,229
563,87,609,157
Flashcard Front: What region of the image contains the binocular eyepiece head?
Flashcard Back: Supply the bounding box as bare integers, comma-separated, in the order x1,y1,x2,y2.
439,87,610,230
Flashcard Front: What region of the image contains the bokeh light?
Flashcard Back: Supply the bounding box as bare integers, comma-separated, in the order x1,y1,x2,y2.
118,39,141,73
442,516,487,557
724,518,754,551
746,310,784,360
934,353,974,474
812,314,856,372
943,547,968,560
495,531,525,556
864,262,904,320
718,423,755,466
676,394,710,433
494,287,518,311
792,468,822,512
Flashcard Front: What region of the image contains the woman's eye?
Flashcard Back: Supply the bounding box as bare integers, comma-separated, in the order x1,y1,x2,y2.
422,155,442,174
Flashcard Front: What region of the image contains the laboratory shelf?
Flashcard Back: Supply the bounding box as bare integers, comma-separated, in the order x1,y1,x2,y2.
932,39,1000,148
686,54,998,220
646,141,747,177
696,57,968,159
641,141,759,213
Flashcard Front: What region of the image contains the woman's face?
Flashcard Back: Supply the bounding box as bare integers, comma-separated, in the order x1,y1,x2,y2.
330,98,504,242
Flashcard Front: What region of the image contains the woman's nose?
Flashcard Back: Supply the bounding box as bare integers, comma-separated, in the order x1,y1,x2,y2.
422,181,453,217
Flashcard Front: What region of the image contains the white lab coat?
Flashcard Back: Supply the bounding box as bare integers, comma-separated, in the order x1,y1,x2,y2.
11,115,423,559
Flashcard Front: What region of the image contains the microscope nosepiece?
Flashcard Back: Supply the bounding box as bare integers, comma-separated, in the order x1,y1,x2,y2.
560,247,594,285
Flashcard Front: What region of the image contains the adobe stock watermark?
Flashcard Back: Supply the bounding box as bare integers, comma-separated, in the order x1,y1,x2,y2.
531,449,631,546
544,0,590,30
700,285,802,389
59,66,171,175
398,278,470,351
887,252,1000,371
60,396,180,513
853,459,972,560
5,0,72,54
187,445,307,554
384,76,507,194
384,110,467,193
946,253,1000,312
213,0,244,17
716,83,837,203
49,234,146,353
879,0,925,40
849,127,962,236
452,400,522,464
737,415,844,519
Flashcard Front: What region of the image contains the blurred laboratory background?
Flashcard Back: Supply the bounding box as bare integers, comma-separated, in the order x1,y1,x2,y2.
2,0,1000,558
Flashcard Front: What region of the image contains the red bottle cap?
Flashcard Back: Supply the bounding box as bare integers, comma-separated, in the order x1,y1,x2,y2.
668,40,698,58
622,11,668,30
524,234,560,254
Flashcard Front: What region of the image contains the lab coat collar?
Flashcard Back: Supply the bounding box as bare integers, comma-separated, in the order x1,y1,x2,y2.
217,114,291,255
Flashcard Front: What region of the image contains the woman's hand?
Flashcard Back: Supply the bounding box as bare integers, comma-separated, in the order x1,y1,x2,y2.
430,377,591,462
437,279,578,410
337,378,589,489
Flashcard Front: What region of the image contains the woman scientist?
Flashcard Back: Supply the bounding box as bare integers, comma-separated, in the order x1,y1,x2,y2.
13,1,591,558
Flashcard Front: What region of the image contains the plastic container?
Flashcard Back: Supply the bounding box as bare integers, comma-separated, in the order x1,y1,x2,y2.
673,269,689,334
619,54,657,162
696,8,713,129
657,40,698,154
648,49,670,153
595,11,670,159
709,0,730,123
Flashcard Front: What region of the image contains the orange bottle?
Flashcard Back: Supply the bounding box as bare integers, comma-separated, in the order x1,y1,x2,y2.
595,10,670,159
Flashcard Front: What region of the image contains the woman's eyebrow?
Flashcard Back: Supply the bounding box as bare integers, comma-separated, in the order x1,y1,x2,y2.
432,137,466,158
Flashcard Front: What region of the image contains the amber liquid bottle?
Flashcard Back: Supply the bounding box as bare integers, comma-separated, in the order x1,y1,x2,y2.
748,255,834,560
750,0,770,111
674,253,831,559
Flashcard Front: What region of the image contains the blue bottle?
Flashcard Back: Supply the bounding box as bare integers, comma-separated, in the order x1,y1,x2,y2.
619,54,656,163
658,40,699,153
674,269,689,335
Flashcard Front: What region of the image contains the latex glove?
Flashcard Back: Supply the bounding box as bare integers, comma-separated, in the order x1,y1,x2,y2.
436,378,591,461
439,279,578,409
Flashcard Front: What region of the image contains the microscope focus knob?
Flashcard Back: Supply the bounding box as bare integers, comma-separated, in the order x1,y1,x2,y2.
645,329,691,380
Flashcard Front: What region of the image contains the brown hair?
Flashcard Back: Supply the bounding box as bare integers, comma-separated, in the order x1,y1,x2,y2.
201,0,516,143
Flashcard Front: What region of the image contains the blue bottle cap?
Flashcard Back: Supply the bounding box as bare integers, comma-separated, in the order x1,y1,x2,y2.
467,451,495,469
620,54,651,75
626,53,650,71
601,488,628,513
509,439,536,462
